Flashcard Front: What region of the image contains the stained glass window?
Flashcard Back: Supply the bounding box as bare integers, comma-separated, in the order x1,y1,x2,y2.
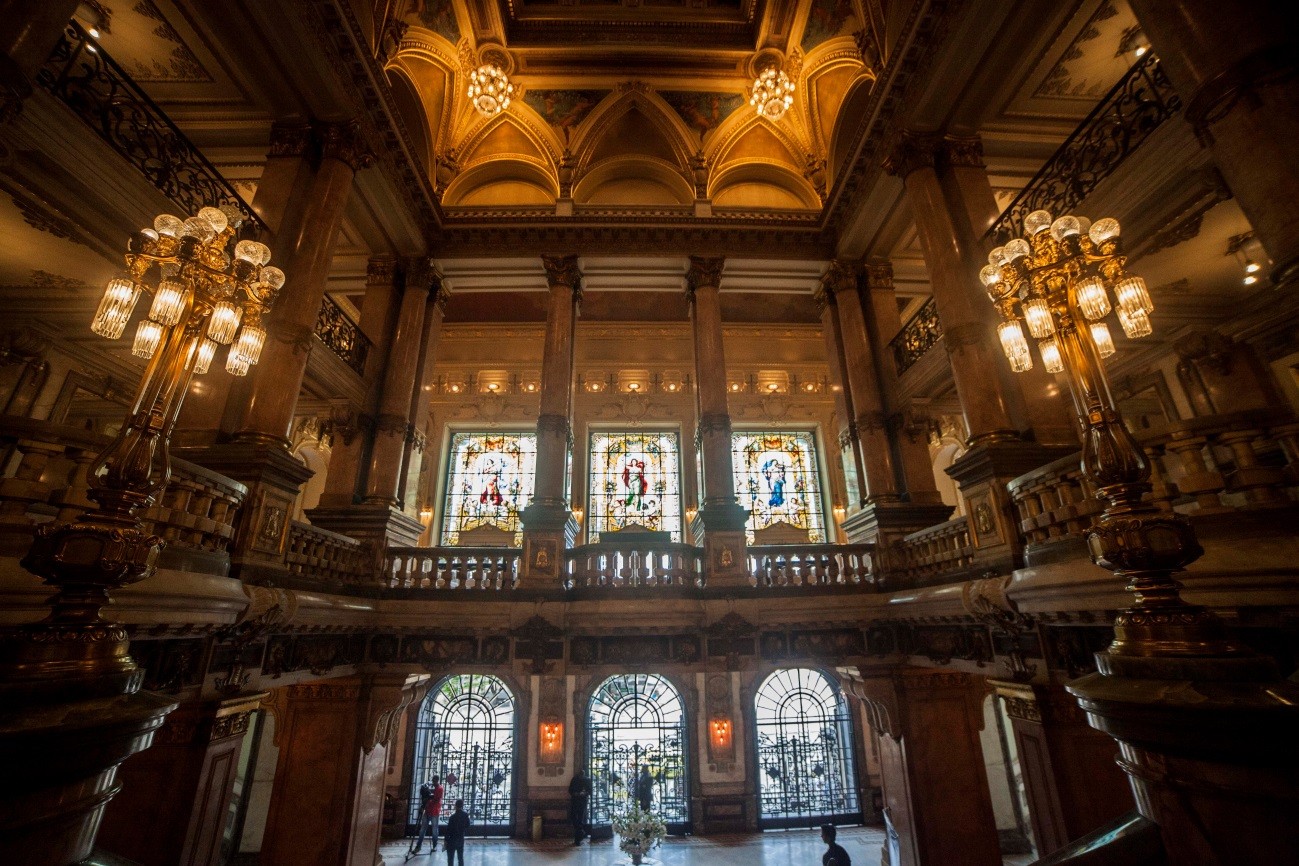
410,674,515,833
587,431,682,542
731,430,826,542
754,668,860,828
441,432,536,546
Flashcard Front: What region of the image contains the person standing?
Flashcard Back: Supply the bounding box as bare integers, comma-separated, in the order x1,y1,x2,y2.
635,767,654,812
821,824,852,866
443,800,470,866
411,775,444,855
568,770,593,845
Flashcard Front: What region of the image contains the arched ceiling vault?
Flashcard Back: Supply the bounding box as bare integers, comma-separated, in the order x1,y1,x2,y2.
376,0,876,212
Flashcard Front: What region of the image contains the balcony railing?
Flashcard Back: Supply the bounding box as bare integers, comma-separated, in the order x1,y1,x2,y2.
286,521,374,586
986,51,1182,245
565,542,704,588
879,518,975,585
748,544,874,588
315,295,371,377
890,297,942,377
385,546,520,591
35,21,263,233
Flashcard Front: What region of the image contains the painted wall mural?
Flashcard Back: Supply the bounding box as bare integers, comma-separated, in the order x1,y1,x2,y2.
800,0,857,52
659,91,745,135
523,89,608,132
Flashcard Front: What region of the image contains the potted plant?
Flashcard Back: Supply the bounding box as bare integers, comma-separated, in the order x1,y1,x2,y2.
611,805,667,865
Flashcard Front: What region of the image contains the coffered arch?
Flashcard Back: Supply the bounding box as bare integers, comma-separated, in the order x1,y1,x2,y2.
710,161,821,210
574,90,696,180
573,156,695,207
444,113,560,206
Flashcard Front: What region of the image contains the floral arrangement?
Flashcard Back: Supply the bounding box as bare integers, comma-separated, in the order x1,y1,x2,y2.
612,806,667,862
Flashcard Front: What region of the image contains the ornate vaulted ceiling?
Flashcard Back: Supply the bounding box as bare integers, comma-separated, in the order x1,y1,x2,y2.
373,0,875,211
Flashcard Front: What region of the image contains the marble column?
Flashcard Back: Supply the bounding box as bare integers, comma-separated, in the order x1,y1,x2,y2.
520,255,581,586
861,259,946,505
935,136,1074,447
825,260,900,504
1127,0,1299,285
178,122,372,578
989,680,1133,858
813,273,870,511
175,121,318,448
398,276,449,513
314,256,399,509
841,667,1001,866
259,674,429,866
96,694,265,866
686,256,748,586
229,121,373,447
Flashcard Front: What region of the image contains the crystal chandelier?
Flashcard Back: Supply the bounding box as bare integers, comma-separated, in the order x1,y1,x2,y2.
92,205,281,375
468,64,514,117
750,67,795,121
982,210,1152,375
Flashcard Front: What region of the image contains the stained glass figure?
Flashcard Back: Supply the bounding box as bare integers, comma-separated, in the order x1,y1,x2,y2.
754,668,860,829
587,431,682,542
587,673,690,830
409,674,516,835
441,433,536,545
730,431,826,542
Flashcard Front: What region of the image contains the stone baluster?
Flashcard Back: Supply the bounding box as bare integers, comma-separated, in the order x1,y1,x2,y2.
1164,433,1229,513
1219,428,1287,506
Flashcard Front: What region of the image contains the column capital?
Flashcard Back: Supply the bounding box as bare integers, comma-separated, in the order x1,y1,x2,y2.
939,134,986,168
883,131,941,178
821,259,859,296
366,254,398,286
541,254,582,297
316,119,375,171
402,255,441,296
864,258,894,290
268,120,314,158
685,255,725,296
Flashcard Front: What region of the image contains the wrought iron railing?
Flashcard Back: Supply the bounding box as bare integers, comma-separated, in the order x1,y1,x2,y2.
889,296,943,376
986,52,1182,245
35,21,263,233
315,295,371,376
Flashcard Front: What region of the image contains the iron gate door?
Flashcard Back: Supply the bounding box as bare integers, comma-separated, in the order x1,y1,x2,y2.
409,674,515,834
587,673,690,832
754,668,861,829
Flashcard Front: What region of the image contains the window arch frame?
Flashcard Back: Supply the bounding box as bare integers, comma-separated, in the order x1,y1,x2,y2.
408,673,520,836
751,666,862,829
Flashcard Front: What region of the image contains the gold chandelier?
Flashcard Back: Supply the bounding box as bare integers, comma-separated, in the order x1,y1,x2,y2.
750,67,795,122
982,209,1152,376
467,64,514,117
92,205,281,376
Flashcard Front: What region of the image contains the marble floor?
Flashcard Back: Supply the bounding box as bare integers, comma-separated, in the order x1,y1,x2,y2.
380,827,1037,866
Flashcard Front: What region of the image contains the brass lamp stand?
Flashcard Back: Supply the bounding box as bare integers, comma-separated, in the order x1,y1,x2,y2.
0,204,281,866
982,209,1299,863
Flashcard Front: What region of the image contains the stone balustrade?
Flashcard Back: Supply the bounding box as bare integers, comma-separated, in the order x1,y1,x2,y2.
0,417,246,563
385,546,520,590
286,521,375,586
1009,410,1299,553
565,542,704,588
879,518,974,585
748,544,874,587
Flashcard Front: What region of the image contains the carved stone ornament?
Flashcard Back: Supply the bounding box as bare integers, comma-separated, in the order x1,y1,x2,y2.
963,576,1037,682
362,675,432,753
864,259,894,290
367,255,397,286
883,132,940,178
940,135,985,168
541,254,582,296
819,259,857,299
268,121,313,159
685,256,725,295
316,119,376,171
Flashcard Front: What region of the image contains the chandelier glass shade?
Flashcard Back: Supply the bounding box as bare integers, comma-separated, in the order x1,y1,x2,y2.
983,209,1151,374
468,64,514,117
750,67,795,121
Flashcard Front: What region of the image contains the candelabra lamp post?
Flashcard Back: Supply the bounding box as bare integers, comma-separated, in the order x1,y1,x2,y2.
982,209,1299,863
0,204,281,866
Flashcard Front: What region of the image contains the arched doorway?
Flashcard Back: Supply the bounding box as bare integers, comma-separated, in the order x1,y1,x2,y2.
587,673,690,831
409,674,516,835
754,668,861,828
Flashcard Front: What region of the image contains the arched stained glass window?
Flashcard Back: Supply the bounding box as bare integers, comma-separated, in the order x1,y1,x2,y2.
731,430,826,542
441,432,536,545
754,668,860,828
587,431,682,541
587,674,690,829
410,674,516,834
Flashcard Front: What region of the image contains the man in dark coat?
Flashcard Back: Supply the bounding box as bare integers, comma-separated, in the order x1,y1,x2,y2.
568,771,593,845
443,800,470,866
635,766,654,812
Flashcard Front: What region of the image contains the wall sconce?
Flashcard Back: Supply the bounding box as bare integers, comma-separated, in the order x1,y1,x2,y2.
627,382,641,392
832,500,846,522
486,382,500,392
710,717,732,750
419,505,434,525
540,721,564,762
571,507,584,525
685,505,699,525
